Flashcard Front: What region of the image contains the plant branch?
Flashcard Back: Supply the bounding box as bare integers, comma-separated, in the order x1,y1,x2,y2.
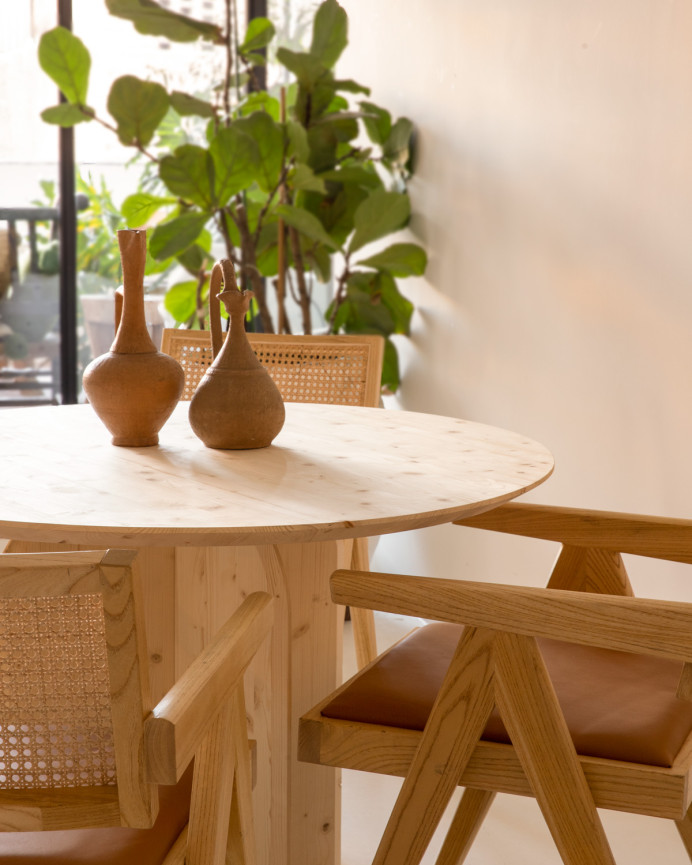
236,204,275,332
85,109,159,162
251,163,290,249
194,266,209,329
328,256,351,331
223,0,232,124
287,226,312,334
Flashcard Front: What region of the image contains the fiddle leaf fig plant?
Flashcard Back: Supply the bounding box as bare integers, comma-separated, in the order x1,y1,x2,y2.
37,0,426,391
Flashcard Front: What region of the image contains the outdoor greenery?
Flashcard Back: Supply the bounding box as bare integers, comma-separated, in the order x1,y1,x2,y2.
37,0,427,390
34,174,122,286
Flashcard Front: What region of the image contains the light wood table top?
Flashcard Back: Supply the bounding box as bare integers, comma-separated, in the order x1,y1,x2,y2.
0,402,553,546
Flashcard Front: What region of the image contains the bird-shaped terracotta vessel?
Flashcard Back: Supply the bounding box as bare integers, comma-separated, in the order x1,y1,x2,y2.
188,260,285,449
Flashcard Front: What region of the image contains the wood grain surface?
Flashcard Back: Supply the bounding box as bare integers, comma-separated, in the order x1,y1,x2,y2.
0,402,553,547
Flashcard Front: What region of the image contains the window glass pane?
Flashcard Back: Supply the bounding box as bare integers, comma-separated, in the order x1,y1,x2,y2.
72,0,246,365
0,1,62,405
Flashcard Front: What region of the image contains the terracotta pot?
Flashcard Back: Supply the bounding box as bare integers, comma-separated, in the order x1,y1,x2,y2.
82,230,184,447
188,260,285,449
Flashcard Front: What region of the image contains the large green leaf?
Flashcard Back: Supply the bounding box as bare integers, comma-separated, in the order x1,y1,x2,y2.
275,204,339,250
121,192,176,227
224,211,242,249
359,101,391,145
326,94,349,113
38,27,91,105
381,338,401,393
317,184,369,247
383,117,413,167
378,271,414,334
239,91,280,120
319,165,382,189
177,242,211,276
312,113,358,142
291,164,326,194
333,79,370,95
357,243,427,277
209,126,259,205
337,271,412,335
310,0,348,68
149,212,208,260
234,112,283,192
159,145,215,208
255,222,279,277
164,281,198,324
40,103,93,126
348,190,410,254
105,0,221,42
276,48,325,87
239,17,275,53
285,121,309,162
306,123,338,173
331,278,393,335
309,80,339,122
144,248,174,276
107,75,169,146
306,244,331,283
170,91,215,118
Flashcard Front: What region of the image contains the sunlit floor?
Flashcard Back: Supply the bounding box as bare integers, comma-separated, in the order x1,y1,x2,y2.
341,613,688,865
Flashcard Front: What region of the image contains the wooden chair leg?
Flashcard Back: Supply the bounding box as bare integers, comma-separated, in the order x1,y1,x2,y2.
675,804,692,861
435,789,496,865
187,700,237,865
226,688,257,865
350,537,377,668
494,632,615,865
373,627,496,865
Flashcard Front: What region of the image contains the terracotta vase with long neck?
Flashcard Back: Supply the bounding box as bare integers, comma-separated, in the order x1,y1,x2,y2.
82,229,184,446
188,260,285,449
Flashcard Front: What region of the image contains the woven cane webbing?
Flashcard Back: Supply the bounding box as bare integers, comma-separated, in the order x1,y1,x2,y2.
0,593,116,790
165,332,215,402
161,330,384,407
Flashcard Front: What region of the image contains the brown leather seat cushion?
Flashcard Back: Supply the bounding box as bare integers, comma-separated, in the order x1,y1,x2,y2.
323,623,692,767
0,764,192,864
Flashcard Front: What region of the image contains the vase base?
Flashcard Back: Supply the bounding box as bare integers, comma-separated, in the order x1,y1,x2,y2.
111,435,159,447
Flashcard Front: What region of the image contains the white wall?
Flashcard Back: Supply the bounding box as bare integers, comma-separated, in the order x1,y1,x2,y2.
339,0,692,596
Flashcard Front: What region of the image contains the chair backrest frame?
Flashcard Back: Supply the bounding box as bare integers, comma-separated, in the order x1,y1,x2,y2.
161,329,384,408
0,549,156,831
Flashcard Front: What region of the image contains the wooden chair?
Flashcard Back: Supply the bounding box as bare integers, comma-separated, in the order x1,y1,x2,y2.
161,327,385,667
0,548,272,865
299,504,692,865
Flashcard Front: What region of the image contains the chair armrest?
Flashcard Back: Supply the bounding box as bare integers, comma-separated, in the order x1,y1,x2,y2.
455,502,692,562
144,591,273,785
330,569,692,661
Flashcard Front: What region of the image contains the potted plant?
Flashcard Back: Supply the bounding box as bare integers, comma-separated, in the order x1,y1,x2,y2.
37,0,426,391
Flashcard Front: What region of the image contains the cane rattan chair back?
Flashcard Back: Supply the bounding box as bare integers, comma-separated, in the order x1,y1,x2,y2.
160,329,384,408
0,548,272,865
300,508,692,865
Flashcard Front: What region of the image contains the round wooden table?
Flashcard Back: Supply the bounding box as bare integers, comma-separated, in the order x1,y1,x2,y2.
0,402,553,865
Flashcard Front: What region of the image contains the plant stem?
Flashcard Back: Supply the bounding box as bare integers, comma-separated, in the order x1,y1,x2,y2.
251,164,289,249
194,266,208,328
223,0,232,125
287,225,312,334
236,205,275,332
88,110,159,162
329,258,351,331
